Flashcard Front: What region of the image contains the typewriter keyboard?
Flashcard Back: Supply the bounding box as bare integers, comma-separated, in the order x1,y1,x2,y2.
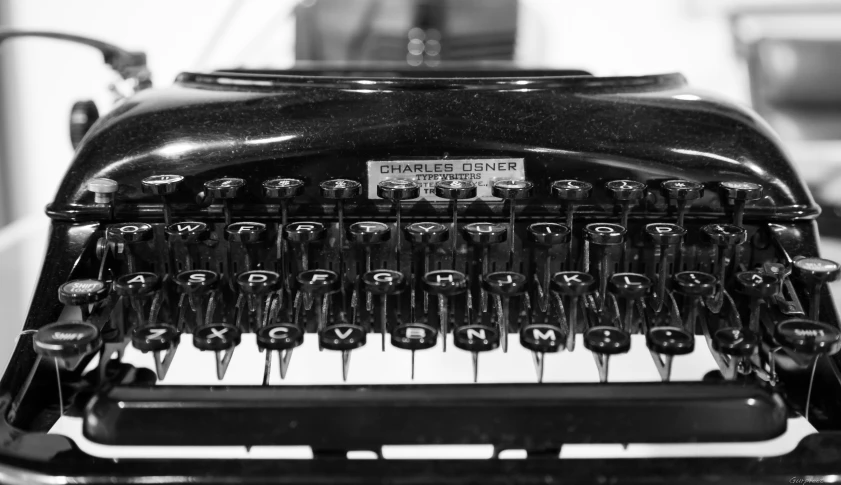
33,174,841,458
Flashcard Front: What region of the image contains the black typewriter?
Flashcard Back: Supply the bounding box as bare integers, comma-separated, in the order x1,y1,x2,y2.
3,62,841,483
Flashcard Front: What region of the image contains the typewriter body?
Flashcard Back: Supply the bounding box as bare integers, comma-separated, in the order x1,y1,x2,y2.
2,67,841,483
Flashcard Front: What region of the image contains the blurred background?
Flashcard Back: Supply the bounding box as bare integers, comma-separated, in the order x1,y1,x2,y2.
1,0,841,368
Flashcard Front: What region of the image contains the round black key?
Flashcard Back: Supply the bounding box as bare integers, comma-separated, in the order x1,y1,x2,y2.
225,222,267,243
645,223,686,245
463,222,507,245
712,328,758,357
114,272,160,297
377,179,420,201
491,178,534,199
422,270,468,296
392,323,438,350
297,269,341,295
347,222,391,244
362,270,405,295
58,279,109,305
141,174,183,195
237,270,281,295
793,257,841,285
528,222,570,246
736,271,779,298
646,326,695,355
256,323,304,351
520,324,563,352
454,325,499,352
583,326,632,355
482,271,527,296
404,222,449,245
551,180,592,200
701,224,747,246
107,222,153,243
204,177,245,199
284,222,325,243
165,221,208,242
132,324,179,352
34,321,101,359
435,180,477,199
320,179,361,199
584,223,626,245
606,180,646,201
193,323,241,351
262,178,305,199
661,180,704,201
175,270,219,294
609,273,652,299
551,271,596,296
720,181,762,201
320,324,366,351
673,271,717,297
775,319,841,355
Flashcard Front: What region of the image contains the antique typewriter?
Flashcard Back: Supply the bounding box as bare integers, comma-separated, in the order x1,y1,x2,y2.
2,52,841,482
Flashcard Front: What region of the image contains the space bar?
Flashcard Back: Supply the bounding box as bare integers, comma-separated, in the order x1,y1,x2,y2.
84,383,787,447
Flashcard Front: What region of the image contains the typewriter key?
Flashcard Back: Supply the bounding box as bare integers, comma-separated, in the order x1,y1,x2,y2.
392,323,438,379
584,223,626,309
320,179,361,260
646,223,686,311
646,326,694,382
297,270,341,346
131,324,179,380
584,326,632,383
285,222,325,271
520,324,563,382
711,327,758,380
609,273,651,332
405,222,449,318
435,180,478,255
482,271,527,352
454,325,499,383
348,222,391,245
107,223,153,273
263,178,305,271
673,271,716,334
378,179,420,255
33,321,102,371
793,257,841,321
775,319,841,356
237,270,281,329
87,177,118,204
226,222,267,271
175,270,219,327
492,178,534,252
606,180,646,228
464,222,507,312
141,174,183,225
736,271,780,332
319,323,366,381
405,222,449,245
257,323,303,381
720,181,762,227
363,270,405,350
701,224,747,305
205,177,246,226
528,223,571,311
58,279,109,320
194,323,241,380
551,271,596,351
423,270,468,351
114,272,161,326
551,179,592,233
661,180,703,227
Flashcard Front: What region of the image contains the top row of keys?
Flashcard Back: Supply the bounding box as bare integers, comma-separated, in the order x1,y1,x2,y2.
121,175,763,202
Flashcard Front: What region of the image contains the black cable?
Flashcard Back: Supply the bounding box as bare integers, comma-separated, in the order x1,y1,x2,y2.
0,29,149,86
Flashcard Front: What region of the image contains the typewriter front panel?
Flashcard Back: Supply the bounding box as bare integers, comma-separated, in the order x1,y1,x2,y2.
3,70,841,482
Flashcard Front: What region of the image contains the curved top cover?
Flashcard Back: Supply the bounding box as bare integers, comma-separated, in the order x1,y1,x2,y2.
49,68,816,221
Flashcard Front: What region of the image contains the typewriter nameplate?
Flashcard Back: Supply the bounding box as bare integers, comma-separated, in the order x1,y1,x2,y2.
367,158,525,200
